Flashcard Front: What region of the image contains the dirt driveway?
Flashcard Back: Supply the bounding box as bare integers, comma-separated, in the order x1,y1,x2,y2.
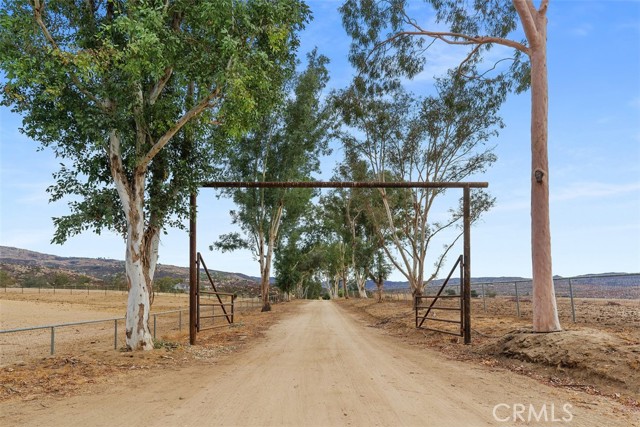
1,300,636,427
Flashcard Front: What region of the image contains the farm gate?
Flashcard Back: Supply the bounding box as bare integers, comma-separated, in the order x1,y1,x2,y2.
188,181,486,345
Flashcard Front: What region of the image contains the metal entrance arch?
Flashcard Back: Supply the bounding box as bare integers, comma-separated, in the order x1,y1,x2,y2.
189,181,488,345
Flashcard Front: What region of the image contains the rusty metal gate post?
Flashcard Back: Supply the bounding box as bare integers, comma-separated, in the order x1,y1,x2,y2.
189,192,197,345
463,186,471,345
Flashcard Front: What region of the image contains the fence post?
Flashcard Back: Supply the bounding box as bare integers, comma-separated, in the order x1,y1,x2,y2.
515,282,520,318
568,279,576,323
481,283,486,312
50,327,55,355
114,319,118,349
179,310,182,331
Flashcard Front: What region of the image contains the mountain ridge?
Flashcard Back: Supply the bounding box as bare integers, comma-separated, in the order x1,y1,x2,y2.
0,246,257,282
1,246,635,292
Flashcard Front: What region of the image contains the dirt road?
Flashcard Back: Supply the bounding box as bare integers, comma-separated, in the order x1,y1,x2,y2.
1,300,636,427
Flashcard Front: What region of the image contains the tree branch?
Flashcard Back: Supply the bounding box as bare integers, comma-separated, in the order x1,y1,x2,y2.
148,67,173,105
138,87,221,171
513,0,540,49
32,0,109,112
108,131,132,222
378,30,529,55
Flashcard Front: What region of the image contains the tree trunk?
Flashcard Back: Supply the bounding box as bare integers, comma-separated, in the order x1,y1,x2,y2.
357,284,368,299
376,279,383,303
355,270,368,298
260,272,271,312
528,5,561,333
342,271,349,299
109,131,154,350
411,283,423,309
331,275,339,299
123,229,155,350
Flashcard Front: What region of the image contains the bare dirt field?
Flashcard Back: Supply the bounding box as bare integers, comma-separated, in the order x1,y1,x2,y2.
0,293,638,426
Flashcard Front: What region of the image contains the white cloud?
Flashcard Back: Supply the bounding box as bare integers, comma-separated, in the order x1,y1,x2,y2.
552,181,640,202
568,23,593,37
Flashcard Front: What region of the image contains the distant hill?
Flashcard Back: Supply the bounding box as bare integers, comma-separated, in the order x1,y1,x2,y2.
1,246,636,299
0,246,261,296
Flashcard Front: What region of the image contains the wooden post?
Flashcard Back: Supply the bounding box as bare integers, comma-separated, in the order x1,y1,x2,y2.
189,192,197,345
463,186,471,344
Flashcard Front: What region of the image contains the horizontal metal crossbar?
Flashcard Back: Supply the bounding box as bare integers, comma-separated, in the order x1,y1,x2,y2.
199,291,235,297
421,317,462,324
199,314,235,320
0,309,186,334
417,295,460,299
416,306,461,311
199,303,233,307
423,327,463,337
197,324,230,332
201,181,488,189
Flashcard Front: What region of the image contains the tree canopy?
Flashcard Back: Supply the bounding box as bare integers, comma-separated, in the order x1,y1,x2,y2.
0,0,311,348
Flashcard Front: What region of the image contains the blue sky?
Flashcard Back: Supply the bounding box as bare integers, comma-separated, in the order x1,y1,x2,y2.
1,0,639,280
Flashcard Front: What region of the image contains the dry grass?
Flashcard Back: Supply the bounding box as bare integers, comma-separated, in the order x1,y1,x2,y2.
0,301,296,402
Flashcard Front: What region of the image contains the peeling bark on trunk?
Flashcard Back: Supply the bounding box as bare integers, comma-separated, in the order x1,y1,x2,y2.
357,281,368,298
109,131,155,350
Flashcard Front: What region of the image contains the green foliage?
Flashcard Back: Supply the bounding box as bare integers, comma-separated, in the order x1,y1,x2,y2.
154,276,182,293
471,289,479,298
0,0,311,243
212,50,332,294
445,288,457,296
332,74,499,288
23,274,48,288
0,270,15,287
340,0,529,94
50,272,70,288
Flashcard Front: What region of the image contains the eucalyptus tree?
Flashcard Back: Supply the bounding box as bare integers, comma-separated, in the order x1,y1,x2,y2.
369,249,392,302
334,76,499,300
0,0,310,349
317,193,351,299
341,0,560,331
212,51,331,312
274,221,327,300
327,157,383,298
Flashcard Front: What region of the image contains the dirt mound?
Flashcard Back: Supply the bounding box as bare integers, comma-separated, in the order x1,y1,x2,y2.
482,328,640,398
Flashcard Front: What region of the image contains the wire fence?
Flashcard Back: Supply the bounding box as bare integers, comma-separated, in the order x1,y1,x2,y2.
381,273,640,323
0,297,264,366
2,283,183,296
